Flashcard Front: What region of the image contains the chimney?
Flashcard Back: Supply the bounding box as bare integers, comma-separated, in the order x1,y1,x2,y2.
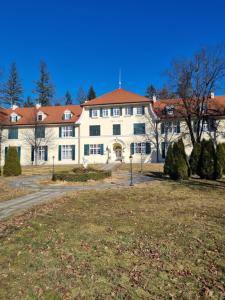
12,104,18,110
210,92,215,99
152,95,157,102
36,103,41,109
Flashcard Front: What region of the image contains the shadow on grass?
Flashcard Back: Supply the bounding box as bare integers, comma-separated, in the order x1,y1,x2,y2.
145,171,225,190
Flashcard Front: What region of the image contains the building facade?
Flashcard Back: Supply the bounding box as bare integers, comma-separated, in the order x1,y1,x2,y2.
0,88,225,166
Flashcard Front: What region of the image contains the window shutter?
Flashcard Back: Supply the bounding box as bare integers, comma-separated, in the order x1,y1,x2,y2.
89,109,92,118
161,142,165,159
130,107,133,115
59,127,62,138
58,145,61,161
42,127,45,138
100,108,103,117
130,143,134,155
84,144,89,156
72,145,75,160
145,142,151,154
44,146,48,161
111,108,113,116
161,123,165,134
142,106,145,115
31,146,34,162
120,107,122,116
100,144,104,155
177,121,180,133
72,125,75,137
17,146,21,161
5,147,8,160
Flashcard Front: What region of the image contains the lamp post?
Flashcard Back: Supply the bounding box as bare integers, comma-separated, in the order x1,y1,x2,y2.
140,150,143,174
52,155,55,178
129,154,133,186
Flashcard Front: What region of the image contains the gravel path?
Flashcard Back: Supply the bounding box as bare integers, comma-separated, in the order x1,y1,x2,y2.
0,171,153,220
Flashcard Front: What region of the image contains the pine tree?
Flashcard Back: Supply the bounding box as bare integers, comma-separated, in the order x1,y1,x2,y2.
65,91,72,105
77,87,86,104
215,143,225,179
1,62,23,106
170,141,189,180
197,139,216,180
87,86,96,100
3,146,21,176
23,96,34,107
34,61,54,106
164,144,174,175
145,84,157,99
177,138,191,176
189,143,201,175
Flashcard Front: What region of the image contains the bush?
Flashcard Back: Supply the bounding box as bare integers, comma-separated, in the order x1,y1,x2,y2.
177,138,191,177
197,139,216,180
215,143,225,179
164,144,174,175
189,143,201,175
52,168,111,182
169,142,189,180
3,146,21,176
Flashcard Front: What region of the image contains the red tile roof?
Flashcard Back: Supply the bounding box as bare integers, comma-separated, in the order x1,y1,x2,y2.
1,105,82,126
83,88,150,106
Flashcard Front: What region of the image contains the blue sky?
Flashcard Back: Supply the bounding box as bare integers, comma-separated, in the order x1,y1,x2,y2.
0,0,225,104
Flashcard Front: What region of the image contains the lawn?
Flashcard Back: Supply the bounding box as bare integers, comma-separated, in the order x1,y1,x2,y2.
0,179,225,299
0,177,28,202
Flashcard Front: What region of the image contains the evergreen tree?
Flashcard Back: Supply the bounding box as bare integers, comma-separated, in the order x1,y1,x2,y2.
177,138,191,176
23,96,34,107
77,87,86,104
164,144,174,175
215,143,225,179
65,91,72,105
87,85,96,100
189,143,201,175
197,139,216,180
170,141,189,180
34,61,54,106
3,146,21,176
1,62,23,106
145,84,157,99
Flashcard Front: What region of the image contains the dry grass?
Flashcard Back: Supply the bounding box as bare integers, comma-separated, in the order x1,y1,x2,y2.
0,177,29,202
0,178,225,299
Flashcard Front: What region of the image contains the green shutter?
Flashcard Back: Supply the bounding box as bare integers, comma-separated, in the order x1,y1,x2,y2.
146,142,151,154
72,145,75,160
111,108,113,116
120,107,122,116
59,127,62,137
58,145,62,161
177,121,180,133
84,144,89,156
130,107,133,115
100,108,103,117
161,142,165,159
100,144,104,155
161,123,165,134
72,125,75,137
89,109,92,118
31,146,34,162
17,146,21,161
5,147,8,160
130,143,134,155
142,106,145,115
44,146,48,161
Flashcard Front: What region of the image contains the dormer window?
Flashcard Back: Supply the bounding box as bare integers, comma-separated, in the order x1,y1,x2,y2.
10,114,18,122
37,112,44,121
165,105,175,115
64,110,72,120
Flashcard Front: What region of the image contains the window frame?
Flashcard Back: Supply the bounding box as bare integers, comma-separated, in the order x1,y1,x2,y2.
64,111,72,120
113,124,121,136
61,126,73,138
89,125,101,136
61,145,73,160
134,123,145,135
134,143,146,154
92,109,98,118
113,107,121,117
102,108,109,117
35,146,46,161
136,106,142,115
90,144,101,155
8,127,18,139
125,107,132,116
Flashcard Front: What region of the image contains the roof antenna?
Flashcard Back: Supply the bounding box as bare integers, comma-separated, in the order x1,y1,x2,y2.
118,68,122,89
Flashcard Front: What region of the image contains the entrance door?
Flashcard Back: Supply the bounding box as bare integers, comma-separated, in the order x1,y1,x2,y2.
115,148,122,161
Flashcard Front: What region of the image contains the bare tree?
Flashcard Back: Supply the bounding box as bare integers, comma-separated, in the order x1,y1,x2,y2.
22,107,55,165
167,45,225,146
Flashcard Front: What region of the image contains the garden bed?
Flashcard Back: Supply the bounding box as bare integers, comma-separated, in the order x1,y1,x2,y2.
52,167,111,182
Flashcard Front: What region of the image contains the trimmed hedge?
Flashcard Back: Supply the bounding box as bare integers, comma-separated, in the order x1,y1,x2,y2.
52,168,111,182
3,146,21,176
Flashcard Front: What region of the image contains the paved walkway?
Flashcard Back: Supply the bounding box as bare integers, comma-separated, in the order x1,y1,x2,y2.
0,171,153,220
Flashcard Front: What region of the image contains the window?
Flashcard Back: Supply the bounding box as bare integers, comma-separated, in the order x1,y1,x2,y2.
35,127,45,138
92,109,98,117
8,128,18,139
64,111,72,120
10,114,18,122
134,123,145,135
37,113,44,121
90,144,101,155
61,126,73,137
35,146,46,161
102,108,109,117
161,121,180,134
125,107,133,116
62,145,73,159
113,107,121,117
113,124,121,135
134,143,146,154
165,106,175,115
89,125,100,136
136,106,143,115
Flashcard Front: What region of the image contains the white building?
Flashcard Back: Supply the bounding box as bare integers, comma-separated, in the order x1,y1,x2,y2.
0,88,225,166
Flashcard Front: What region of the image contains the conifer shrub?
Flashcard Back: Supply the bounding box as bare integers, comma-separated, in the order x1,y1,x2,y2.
177,138,191,176
189,143,201,175
3,146,21,176
169,142,189,180
164,144,174,175
197,139,216,180
215,143,225,179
